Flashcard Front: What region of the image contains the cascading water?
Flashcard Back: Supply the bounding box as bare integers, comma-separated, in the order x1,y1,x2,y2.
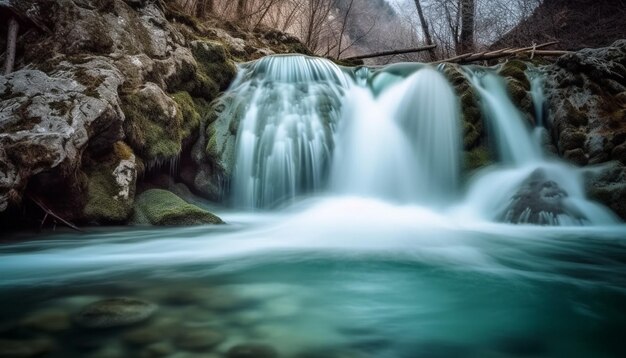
331,67,461,205
385,68,461,205
228,56,351,208
2,55,626,358
330,86,420,202
466,68,540,164
222,55,618,225
461,66,618,225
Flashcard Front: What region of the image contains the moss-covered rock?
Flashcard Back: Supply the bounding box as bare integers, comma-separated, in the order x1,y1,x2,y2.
442,64,486,150
464,146,493,172
185,40,238,99
132,189,223,226
83,142,137,224
172,91,201,142
122,83,183,164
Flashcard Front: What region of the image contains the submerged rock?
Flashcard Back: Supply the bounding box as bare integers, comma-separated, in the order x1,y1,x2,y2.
74,297,157,329
20,309,70,332
131,189,223,226
500,169,585,225
174,328,225,352
227,343,279,358
0,338,55,357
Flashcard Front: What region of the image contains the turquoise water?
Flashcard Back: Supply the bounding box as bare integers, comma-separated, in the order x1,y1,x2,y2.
1,198,625,357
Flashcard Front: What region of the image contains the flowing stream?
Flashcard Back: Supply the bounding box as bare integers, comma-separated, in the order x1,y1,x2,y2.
1,55,625,358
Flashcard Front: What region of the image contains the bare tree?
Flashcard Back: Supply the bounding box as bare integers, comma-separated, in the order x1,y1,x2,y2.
413,0,436,60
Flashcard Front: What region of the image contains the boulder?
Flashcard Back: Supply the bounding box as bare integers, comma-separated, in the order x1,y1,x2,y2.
131,189,223,226
543,40,626,219
499,169,585,225
544,40,626,166
584,161,626,219
83,141,137,223
74,297,157,329
0,59,124,216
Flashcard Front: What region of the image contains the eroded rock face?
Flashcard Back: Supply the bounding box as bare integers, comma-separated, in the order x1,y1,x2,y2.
544,40,626,166
0,61,124,214
583,161,626,219
0,0,308,225
499,169,585,225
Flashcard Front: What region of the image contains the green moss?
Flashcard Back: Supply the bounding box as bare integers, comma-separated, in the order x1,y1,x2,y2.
192,41,237,92
132,189,224,226
83,168,131,223
83,142,136,223
121,92,182,161
463,121,481,149
500,60,529,83
465,146,492,172
172,91,201,140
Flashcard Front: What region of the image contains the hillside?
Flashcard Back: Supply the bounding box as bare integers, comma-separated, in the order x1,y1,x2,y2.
492,0,626,50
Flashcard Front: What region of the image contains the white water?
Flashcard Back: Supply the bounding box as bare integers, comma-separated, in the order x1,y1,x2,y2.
229,56,351,208
331,67,460,203
466,69,540,164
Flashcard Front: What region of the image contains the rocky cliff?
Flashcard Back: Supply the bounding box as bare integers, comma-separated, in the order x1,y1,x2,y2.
0,0,308,227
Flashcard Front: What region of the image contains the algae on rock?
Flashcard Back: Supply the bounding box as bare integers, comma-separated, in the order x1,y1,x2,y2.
83,142,137,223
132,189,223,226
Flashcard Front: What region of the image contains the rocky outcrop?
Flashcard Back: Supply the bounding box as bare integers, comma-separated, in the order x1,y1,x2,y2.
0,0,309,226
499,169,584,225
544,40,626,218
544,40,626,166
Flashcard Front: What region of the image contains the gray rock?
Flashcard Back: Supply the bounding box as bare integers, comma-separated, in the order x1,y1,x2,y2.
0,60,124,213
499,169,585,225
74,297,157,329
584,161,626,219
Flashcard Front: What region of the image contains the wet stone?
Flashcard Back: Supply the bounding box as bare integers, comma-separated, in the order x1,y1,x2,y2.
139,342,174,358
20,309,70,332
74,297,157,329
123,325,166,346
0,338,55,357
174,328,225,352
227,343,279,358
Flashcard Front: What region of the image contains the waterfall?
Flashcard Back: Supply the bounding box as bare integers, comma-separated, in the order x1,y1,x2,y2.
330,87,419,202
460,67,618,225
385,68,461,205
229,55,351,208
331,67,460,205
216,54,619,226
466,69,540,165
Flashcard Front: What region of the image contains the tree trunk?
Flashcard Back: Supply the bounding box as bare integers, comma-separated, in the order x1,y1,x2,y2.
413,0,436,61
458,0,475,54
237,0,247,19
196,0,213,18
3,16,19,75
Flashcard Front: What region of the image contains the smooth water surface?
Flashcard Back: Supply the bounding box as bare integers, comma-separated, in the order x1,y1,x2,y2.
1,198,626,358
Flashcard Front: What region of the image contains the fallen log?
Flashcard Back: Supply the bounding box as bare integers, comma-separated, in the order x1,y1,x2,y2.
432,42,568,64
343,45,437,61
